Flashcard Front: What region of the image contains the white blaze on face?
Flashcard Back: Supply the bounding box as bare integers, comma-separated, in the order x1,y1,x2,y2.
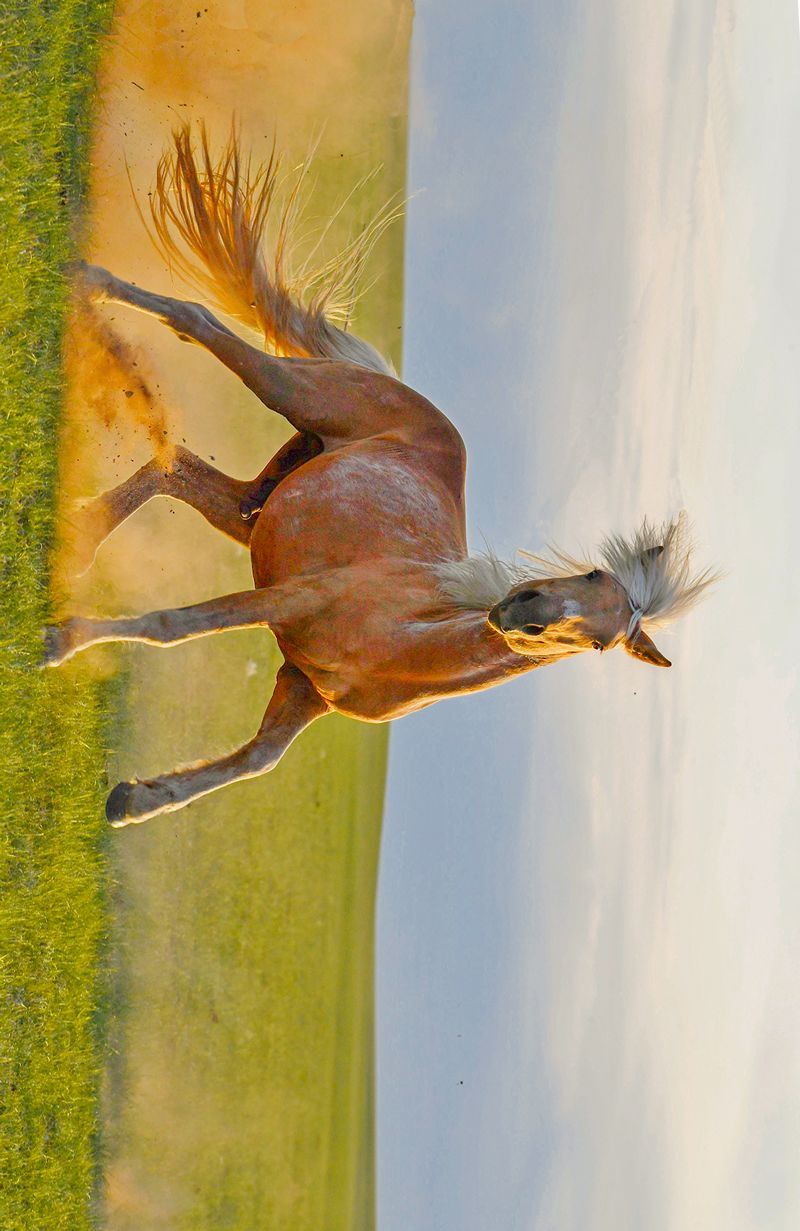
562,599,583,619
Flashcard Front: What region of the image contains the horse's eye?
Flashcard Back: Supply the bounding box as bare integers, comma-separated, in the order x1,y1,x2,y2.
592,640,603,651
585,570,601,581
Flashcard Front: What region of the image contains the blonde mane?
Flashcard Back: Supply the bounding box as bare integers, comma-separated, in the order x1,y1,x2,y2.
435,515,718,631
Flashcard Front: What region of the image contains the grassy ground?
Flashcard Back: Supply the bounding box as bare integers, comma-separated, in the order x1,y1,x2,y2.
0,2,115,1229
99,653,389,1230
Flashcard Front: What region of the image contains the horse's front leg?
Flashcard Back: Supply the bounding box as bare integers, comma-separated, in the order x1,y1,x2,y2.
72,435,325,574
106,663,329,825
71,447,255,574
42,588,275,667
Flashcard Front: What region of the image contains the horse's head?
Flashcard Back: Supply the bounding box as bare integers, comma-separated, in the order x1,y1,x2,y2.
487,567,671,667
439,516,718,670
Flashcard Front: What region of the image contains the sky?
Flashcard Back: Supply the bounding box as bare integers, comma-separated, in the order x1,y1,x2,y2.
377,3,800,1229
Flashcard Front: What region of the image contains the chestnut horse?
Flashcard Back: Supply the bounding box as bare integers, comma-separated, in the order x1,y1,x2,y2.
44,129,715,826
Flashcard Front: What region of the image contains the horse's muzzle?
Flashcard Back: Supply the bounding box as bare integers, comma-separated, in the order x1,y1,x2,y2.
488,598,547,637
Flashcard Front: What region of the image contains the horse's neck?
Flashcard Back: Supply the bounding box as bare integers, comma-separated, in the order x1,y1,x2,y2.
406,603,542,696
407,548,591,695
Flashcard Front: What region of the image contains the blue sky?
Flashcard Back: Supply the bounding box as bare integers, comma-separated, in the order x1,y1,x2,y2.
378,3,800,1228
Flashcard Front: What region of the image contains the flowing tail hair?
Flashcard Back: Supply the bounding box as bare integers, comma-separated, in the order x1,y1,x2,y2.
135,123,402,376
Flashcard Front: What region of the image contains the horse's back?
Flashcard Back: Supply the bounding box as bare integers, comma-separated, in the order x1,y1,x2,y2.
250,431,466,587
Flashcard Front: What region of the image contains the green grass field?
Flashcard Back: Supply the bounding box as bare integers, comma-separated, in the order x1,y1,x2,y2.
1,2,409,1228
99,645,388,1230
0,2,115,1228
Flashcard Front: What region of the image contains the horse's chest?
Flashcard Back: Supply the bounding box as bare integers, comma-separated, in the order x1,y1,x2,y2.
280,605,513,722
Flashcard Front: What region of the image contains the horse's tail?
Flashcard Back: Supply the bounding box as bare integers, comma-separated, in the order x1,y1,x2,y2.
139,123,400,376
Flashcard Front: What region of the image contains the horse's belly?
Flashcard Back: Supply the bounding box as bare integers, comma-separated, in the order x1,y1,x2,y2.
249,445,464,586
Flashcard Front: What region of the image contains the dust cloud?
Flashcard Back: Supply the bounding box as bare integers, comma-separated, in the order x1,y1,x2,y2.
66,301,170,453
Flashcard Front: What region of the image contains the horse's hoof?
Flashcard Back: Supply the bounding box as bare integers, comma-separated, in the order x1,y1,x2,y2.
41,624,70,668
106,778,178,826
106,781,137,827
41,626,59,668
40,617,88,668
73,262,114,302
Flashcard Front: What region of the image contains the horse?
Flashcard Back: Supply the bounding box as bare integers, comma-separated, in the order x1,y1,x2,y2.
44,127,716,826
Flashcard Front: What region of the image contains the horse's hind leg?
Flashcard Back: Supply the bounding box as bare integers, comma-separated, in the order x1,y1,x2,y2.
80,263,279,399
106,663,329,825
81,265,407,445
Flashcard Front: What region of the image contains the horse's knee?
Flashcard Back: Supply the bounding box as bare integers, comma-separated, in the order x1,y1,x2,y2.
242,738,283,777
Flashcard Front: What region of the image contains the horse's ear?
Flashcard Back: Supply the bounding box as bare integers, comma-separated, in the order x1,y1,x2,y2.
644,545,664,560
623,627,672,668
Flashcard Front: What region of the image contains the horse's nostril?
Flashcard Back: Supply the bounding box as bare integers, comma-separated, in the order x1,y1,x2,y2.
523,623,545,636
516,589,540,602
